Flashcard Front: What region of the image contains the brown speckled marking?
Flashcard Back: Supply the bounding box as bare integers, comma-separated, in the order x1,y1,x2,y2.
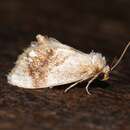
50,53,66,67
28,48,54,88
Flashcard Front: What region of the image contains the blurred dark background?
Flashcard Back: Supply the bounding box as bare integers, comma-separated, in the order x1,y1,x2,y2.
0,0,130,130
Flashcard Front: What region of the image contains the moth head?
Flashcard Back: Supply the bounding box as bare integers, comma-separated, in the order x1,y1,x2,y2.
98,65,110,81
99,41,130,81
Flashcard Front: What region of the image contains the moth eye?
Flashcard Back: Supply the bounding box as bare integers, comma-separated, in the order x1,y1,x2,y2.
98,73,104,80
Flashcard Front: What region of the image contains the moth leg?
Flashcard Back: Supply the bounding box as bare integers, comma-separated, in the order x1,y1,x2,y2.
85,75,98,95
64,79,84,93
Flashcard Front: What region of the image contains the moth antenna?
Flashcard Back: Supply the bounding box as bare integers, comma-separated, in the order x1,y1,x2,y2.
111,42,130,71
110,56,117,68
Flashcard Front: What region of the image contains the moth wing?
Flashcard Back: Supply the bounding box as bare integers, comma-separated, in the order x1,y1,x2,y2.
48,37,88,56
8,35,94,89
45,38,94,88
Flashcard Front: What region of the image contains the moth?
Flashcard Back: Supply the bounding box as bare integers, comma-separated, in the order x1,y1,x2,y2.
7,34,130,94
